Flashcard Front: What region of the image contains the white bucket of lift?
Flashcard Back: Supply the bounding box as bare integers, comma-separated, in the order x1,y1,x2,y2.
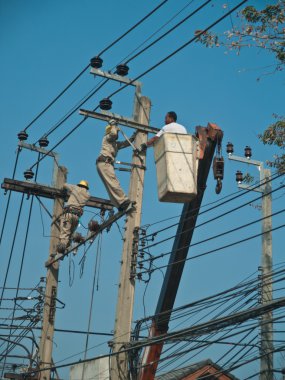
154,133,199,203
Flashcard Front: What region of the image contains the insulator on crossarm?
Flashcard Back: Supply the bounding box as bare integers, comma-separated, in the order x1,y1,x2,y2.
39,135,49,147
90,56,103,69
18,130,28,141
116,63,129,76
24,168,34,180
244,145,252,159
236,170,243,184
226,142,234,155
99,98,112,110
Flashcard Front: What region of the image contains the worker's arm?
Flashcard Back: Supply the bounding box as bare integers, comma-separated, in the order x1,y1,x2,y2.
63,183,74,192
146,136,159,147
140,128,163,151
117,131,137,150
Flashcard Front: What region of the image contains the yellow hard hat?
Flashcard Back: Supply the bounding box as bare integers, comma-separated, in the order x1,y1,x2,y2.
78,180,89,189
105,124,113,135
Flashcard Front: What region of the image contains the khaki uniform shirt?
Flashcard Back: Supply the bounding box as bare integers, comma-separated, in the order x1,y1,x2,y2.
99,125,136,160
64,184,90,209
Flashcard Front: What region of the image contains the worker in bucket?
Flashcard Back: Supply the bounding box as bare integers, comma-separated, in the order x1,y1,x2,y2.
56,180,90,258
141,111,187,150
96,119,136,211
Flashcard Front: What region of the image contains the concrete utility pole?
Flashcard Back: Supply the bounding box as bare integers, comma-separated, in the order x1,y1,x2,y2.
110,95,151,380
227,149,273,380
260,169,273,380
38,165,67,380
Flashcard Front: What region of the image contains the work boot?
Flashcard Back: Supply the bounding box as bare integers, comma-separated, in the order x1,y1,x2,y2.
118,199,131,212
57,243,66,254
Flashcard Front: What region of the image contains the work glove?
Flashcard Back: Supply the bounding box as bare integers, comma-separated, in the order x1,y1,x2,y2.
140,143,147,152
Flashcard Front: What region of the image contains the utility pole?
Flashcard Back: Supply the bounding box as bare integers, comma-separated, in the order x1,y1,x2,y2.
260,169,273,380
110,95,151,380
226,143,273,380
38,165,67,380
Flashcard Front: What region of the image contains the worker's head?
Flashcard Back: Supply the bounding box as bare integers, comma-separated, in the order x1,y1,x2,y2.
165,111,177,124
77,180,89,190
105,122,119,140
109,119,117,126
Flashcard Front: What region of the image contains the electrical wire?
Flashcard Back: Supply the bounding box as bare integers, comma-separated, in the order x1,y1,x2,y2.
118,0,196,65
0,147,21,249
124,0,212,65
107,0,248,100
0,194,25,308
23,65,90,132
138,222,285,276
139,172,283,243
22,1,169,134
138,205,285,265
28,0,248,170
97,0,169,57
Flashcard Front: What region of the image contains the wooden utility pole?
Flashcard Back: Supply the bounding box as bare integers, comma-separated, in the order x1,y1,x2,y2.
38,165,67,380
110,95,151,380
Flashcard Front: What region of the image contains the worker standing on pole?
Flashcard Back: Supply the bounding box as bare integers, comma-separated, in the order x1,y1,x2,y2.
96,119,136,211
141,111,187,150
56,180,90,258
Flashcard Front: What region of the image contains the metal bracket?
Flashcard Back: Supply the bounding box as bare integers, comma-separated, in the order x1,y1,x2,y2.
115,161,146,170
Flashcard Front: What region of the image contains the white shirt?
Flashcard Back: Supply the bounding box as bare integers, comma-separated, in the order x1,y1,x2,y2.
156,122,187,137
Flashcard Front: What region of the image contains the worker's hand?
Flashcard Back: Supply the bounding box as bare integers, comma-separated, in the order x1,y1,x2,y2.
140,143,147,152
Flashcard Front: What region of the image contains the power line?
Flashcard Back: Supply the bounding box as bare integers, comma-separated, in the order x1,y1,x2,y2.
138,187,285,264
107,0,248,100
140,172,283,242
97,0,169,57
23,65,90,132
140,206,285,266
138,223,285,276
27,0,248,170
0,195,25,308
125,0,212,64
32,1,201,143
23,1,169,133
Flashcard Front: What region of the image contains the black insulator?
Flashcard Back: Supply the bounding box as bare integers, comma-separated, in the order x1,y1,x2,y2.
244,145,252,159
73,232,84,244
88,220,100,232
39,136,49,147
116,63,129,76
90,56,103,69
18,130,28,141
236,170,243,183
24,168,34,180
213,157,224,180
226,142,234,155
99,98,112,110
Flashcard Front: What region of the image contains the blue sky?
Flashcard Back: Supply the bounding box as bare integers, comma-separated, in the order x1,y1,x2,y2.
0,1,284,379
